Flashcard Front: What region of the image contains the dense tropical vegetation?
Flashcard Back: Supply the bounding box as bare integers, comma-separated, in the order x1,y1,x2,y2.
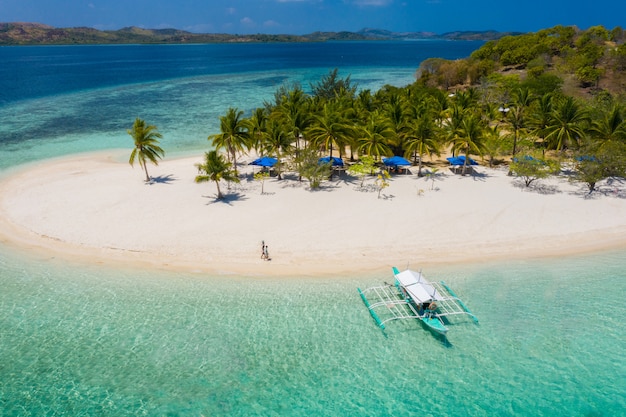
201,25,626,197
419,25,626,96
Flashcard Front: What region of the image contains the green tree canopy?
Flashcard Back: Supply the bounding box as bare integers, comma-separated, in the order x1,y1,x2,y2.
544,96,589,152
574,141,626,193
294,147,332,189
510,155,560,187
310,68,357,101
452,114,488,175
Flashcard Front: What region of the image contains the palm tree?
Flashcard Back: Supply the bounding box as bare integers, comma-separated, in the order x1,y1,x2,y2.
506,106,527,156
356,111,394,160
544,96,589,152
245,107,268,154
271,87,312,156
588,105,626,150
528,93,554,154
127,117,165,182
384,93,409,156
483,125,505,168
455,88,480,110
482,101,502,125
443,104,466,156
512,87,535,111
452,114,487,175
504,87,535,156
428,89,451,128
404,113,440,176
194,150,240,200
272,90,314,182
209,107,250,175
356,89,375,117
262,120,292,180
307,101,354,158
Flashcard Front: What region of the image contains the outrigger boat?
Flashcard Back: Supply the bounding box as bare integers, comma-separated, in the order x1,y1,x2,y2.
358,267,478,335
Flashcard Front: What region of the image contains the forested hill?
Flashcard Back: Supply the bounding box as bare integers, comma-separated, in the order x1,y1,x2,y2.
416,25,626,96
0,22,513,45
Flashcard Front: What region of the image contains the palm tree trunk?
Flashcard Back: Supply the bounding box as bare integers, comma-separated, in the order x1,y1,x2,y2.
275,152,283,180
230,147,238,176
462,147,469,176
214,180,223,199
143,164,151,182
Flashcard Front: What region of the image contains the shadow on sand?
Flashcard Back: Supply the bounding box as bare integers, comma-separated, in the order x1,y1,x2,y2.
204,192,248,206
512,180,561,195
148,174,177,185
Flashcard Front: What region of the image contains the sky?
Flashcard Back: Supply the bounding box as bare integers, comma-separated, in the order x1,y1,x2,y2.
1,0,624,35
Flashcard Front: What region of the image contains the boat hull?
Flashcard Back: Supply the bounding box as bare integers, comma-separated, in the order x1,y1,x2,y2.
421,316,448,335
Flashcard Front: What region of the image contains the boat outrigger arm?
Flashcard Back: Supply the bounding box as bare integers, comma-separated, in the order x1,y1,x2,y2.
357,267,478,334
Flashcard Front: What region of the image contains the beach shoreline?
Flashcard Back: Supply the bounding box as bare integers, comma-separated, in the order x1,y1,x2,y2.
1,150,625,278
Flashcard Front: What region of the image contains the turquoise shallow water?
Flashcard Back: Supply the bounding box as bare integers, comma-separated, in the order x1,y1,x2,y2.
0,66,417,168
1,249,625,416
1,43,625,416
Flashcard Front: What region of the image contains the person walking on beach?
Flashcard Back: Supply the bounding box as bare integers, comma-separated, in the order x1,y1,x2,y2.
261,240,266,260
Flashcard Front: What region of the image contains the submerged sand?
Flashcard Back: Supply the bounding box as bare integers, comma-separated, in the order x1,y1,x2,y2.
1,150,625,277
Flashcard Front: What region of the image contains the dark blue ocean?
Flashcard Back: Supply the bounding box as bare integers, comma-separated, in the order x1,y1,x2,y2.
0,41,625,416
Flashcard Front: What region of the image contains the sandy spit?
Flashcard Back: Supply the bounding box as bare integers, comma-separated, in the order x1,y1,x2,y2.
1,150,625,277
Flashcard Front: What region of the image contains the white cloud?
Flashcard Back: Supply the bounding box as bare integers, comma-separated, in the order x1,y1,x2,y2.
226,7,237,15
263,20,280,27
241,17,255,25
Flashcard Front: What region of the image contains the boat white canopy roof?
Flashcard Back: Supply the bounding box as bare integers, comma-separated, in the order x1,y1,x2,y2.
395,269,444,302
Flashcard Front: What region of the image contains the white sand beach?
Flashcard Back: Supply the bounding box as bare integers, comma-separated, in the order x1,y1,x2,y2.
1,150,625,277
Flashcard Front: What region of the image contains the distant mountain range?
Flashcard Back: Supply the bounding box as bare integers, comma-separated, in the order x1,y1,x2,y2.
0,22,519,45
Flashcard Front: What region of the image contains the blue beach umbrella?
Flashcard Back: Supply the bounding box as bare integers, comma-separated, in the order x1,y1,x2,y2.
318,156,344,167
447,155,478,166
249,156,277,167
383,156,411,167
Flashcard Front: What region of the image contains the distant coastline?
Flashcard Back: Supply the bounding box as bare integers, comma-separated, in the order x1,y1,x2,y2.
0,22,516,46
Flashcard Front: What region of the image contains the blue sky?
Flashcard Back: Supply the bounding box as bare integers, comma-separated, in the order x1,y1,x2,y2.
1,0,624,35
